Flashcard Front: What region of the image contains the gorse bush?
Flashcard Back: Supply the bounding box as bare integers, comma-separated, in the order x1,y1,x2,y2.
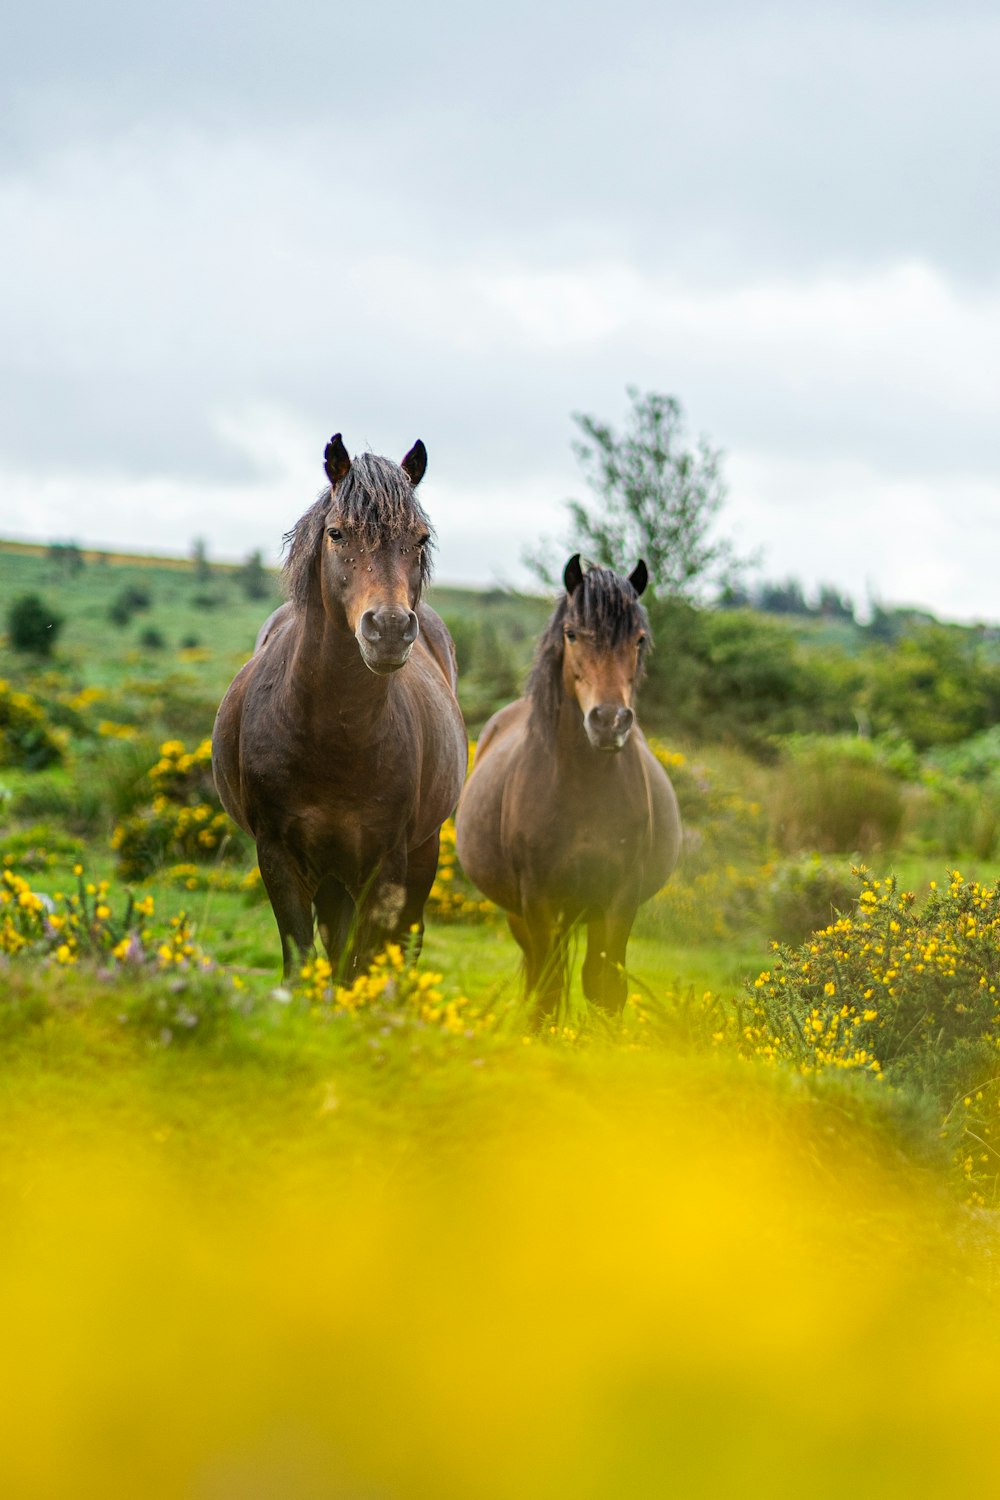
0,862,206,973
112,738,239,880
427,817,496,923
0,680,64,771
743,869,1000,1203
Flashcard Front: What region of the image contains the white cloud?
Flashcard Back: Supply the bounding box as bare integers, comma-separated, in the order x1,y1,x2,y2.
2,121,999,620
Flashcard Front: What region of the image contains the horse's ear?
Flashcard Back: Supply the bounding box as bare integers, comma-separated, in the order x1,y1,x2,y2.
324,434,351,486
628,560,649,597
401,440,427,487
564,554,584,595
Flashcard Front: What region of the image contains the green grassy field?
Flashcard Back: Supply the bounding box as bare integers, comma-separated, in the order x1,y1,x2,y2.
4,541,1000,1496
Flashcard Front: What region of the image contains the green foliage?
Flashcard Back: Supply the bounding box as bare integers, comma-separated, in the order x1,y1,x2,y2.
744,870,1000,1202
112,738,242,880
638,742,772,945
767,853,859,945
530,387,741,599
7,593,64,656
641,602,857,752
236,549,275,601
47,541,85,576
769,735,906,854
861,622,1000,748
0,681,64,771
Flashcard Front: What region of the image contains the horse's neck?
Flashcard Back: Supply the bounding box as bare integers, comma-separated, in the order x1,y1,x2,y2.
287,609,393,743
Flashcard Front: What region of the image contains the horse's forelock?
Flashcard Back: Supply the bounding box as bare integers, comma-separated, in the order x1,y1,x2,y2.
338,453,433,553
571,567,649,647
282,452,434,611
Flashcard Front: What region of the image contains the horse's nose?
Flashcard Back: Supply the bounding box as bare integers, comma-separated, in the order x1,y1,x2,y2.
585,704,634,749
359,607,419,646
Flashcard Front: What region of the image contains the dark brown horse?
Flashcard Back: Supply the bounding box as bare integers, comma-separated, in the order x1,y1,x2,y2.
455,555,681,1015
212,434,467,978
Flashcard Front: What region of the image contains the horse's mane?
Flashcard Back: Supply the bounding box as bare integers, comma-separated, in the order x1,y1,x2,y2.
526,566,651,736
282,452,434,610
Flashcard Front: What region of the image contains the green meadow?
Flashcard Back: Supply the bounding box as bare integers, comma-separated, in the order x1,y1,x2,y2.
3,539,1000,1497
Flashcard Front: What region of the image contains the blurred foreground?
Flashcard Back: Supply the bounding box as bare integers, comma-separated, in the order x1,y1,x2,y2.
1,1007,998,1500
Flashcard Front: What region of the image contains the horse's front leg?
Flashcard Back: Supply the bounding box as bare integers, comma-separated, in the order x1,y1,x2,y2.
510,902,569,1026
314,874,358,980
582,908,635,1013
256,840,316,981
352,848,412,971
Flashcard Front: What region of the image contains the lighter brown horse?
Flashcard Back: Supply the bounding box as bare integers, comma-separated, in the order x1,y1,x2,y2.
455,555,681,1015
212,434,467,978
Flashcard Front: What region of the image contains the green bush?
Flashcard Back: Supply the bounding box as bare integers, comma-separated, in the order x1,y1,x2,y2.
742,869,1000,1203
7,594,64,656
112,738,243,880
641,603,858,754
768,736,905,854
767,854,858,945
905,773,1000,861
0,681,64,771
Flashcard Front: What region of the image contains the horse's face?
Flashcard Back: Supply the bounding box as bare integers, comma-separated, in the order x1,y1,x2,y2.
560,556,649,751
316,437,430,675
320,510,430,674
561,619,646,750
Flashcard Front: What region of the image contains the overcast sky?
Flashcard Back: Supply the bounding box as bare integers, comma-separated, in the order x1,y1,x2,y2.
3,0,998,619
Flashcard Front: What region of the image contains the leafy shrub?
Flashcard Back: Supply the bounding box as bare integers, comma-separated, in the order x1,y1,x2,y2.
638,742,773,944
7,594,64,656
140,627,166,650
112,738,240,879
926,725,1000,782
906,773,1000,861
0,825,85,870
767,854,858,945
0,681,64,770
428,818,496,923
108,584,152,627
861,623,1000,749
641,602,858,753
769,735,906,853
742,869,1000,1203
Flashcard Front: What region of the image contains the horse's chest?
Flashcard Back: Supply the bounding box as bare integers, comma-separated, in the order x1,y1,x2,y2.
526,812,644,906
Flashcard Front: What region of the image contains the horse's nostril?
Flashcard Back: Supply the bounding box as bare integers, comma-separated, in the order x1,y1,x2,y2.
617,707,635,734
402,611,419,645
360,610,382,643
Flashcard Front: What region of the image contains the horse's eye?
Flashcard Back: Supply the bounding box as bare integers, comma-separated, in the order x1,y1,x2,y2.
417,534,430,548
327,528,343,542
565,629,576,643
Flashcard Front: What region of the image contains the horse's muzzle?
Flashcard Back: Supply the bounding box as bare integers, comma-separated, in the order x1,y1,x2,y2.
357,606,420,674
584,704,635,751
